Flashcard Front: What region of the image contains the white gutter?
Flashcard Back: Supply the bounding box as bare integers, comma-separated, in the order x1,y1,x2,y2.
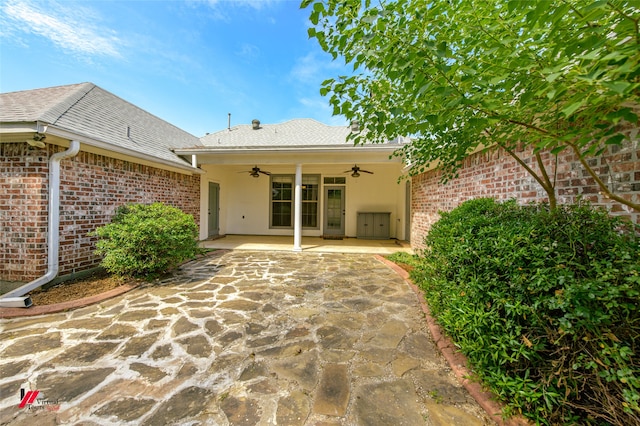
173,145,401,155
45,125,204,174
0,140,81,307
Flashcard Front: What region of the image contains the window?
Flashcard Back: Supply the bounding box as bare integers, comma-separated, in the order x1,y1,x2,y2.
271,176,293,227
302,175,319,228
270,175,319,229
324,177,346,184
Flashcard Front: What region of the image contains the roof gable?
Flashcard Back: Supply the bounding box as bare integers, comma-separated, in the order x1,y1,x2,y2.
0,83,202,168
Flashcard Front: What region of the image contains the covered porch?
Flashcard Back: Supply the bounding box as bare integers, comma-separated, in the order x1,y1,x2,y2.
174,119,411,253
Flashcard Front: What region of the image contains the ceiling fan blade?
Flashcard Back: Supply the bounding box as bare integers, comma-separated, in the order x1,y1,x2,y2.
361,169,374,174
259,170,271,175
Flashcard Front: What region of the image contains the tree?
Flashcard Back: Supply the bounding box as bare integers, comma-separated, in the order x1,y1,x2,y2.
303,0,640,211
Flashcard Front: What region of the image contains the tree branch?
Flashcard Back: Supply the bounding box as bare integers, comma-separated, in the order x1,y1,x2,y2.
488,134,558,208
535,151,556,196
568,143,640,212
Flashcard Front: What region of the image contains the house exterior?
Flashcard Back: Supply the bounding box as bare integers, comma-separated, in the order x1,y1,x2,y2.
1,83,409,285
177,119,409,249
5,82,633,288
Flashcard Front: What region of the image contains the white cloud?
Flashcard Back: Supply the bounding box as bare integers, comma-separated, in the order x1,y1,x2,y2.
299,96,330,111
290,49,353,125
291,51,324,82
298,96,348,126
236,43,260,60
206,0,279,10
1,0,122,59
186,0,279,19
291,50,346,84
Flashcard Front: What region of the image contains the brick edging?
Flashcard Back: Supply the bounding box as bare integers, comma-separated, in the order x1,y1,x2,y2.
0,284,137,319
375,255,531,426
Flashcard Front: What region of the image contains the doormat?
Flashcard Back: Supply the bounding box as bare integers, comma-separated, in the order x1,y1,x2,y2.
322,236,343,240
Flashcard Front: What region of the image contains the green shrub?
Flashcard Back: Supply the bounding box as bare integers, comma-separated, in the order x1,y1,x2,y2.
91,202,199,277
413,198,640,425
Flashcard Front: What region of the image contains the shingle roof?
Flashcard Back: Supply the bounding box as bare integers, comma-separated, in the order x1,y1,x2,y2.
0,83,202,167
200,118,357,147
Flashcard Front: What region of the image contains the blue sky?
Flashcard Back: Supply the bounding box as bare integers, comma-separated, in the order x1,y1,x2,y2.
0,0,352,136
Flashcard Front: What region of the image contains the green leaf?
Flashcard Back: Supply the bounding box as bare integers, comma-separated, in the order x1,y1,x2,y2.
581,0,608,13
602,81,631,95
362,13,377,24
490,75,506,85
468,117,488,128
578,49,603,61
561,100,585,118
309,11,319,25
605,134,625,145
546,89,557,100
605,107,635,124
545,72,562,83
424,115,439,125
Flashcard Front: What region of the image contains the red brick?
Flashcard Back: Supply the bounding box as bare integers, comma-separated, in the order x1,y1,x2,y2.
1,143,200,282
411,141,639,250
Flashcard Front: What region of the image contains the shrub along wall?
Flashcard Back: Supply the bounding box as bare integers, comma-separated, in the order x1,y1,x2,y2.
0,143,200,282
413,198,640,425
410,140,640,250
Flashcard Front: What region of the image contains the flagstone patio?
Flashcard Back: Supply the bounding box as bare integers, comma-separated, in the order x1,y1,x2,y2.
0,250,492,425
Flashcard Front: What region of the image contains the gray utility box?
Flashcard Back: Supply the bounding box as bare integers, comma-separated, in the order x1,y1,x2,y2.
357,212,391,239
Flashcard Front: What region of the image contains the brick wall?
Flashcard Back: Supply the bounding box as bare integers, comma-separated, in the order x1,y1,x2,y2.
1,143,200,282
411,140,640,250
1,143,49,281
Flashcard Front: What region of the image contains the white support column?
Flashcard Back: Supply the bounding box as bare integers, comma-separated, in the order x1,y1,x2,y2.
293,163,303,252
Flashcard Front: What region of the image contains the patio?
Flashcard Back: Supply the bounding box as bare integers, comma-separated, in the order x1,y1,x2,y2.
0,250,490,425
200,235,413,255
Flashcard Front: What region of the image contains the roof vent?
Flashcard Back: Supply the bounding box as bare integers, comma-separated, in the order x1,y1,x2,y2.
252,119,261,130
350,120,360,133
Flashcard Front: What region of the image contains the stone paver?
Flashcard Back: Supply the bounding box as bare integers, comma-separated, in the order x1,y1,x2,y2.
0,251,492,425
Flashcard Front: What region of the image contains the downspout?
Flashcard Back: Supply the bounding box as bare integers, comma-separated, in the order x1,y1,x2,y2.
0,140,81,307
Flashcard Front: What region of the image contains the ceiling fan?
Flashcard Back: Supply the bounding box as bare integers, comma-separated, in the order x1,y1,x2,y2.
240,166,271,178
344,164,373,178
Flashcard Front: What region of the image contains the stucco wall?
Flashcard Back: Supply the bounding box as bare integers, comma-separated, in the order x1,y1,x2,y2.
410,140,640,251
199,163,407,239
1,143,200,282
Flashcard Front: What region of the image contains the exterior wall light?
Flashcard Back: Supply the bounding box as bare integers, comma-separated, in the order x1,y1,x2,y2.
26,133,46,148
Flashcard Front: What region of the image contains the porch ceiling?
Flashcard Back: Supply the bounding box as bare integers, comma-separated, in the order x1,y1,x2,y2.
174,145,402,165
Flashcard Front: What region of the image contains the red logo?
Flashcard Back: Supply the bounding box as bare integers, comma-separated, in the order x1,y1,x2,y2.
19,389,39,408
